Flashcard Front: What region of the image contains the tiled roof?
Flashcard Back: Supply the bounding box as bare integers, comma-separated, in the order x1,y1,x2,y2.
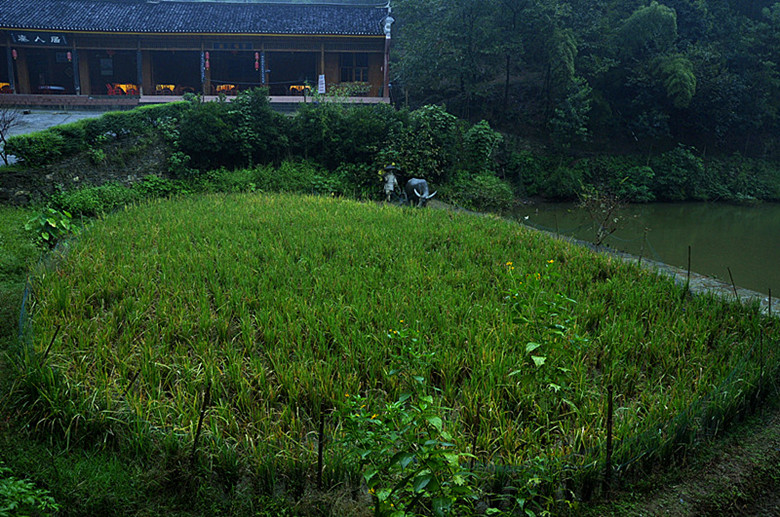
0,0,387,35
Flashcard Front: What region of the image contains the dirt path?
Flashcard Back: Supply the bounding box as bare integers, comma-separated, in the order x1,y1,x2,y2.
584,398,780,516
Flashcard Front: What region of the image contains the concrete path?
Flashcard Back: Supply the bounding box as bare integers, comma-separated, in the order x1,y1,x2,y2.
6,108,107,137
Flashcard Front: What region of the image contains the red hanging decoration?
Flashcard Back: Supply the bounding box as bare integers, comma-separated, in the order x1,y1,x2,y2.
254,52,259,71
66,51,72,62
11,49,17,60
205,51,210,70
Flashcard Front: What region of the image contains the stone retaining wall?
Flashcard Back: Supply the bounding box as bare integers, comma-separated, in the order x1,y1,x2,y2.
0,136,168,205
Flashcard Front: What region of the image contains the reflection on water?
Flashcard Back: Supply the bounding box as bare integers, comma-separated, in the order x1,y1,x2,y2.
517,202,780,295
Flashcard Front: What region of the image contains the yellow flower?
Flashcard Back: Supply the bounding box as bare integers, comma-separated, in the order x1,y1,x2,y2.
371,414,378,419
547,259,555,264
345,393,350,397
506,261,513,266
369,487,376,494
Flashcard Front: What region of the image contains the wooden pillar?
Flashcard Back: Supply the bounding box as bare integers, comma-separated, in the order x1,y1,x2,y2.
71,41,81,95
383,36,390,99
16,49,30,94
320,43,325,77
263,49,268,87
261,45,266,86
136,47,143,95
201,49,211,95
5,45,15,93
141,50,153,94
78,50,90,95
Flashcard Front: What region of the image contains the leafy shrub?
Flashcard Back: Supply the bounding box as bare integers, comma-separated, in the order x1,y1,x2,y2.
338,327,476,516
177,100,239,170
505,150,554,196
445,173,515,211
4,131,64,167
541,163,584,199
133,175,188,198
52,119,89,156
83,103,189,147
166,151,193,178
88,147,106,165
612,165,656,202
5,103,189,168
385,105,463,184
51,183,140,217
291,102,406,169
0,463,60,517
24,207,74,248
229,88,290,167
582,156,656,202
704,154,780,202
251,160,322,194
652,144,706,200
332,162,381,199
188,167,258,194
463,120,503,173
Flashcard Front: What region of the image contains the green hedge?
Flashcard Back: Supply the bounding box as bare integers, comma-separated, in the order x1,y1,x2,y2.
5,102,188,168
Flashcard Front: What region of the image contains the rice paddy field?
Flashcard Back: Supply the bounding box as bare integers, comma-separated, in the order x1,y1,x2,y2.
13,193,780,512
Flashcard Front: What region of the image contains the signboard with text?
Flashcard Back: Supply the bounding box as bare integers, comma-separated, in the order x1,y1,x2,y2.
11,32,68,46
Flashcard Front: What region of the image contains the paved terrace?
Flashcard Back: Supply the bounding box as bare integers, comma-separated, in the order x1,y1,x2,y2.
0,94,389,112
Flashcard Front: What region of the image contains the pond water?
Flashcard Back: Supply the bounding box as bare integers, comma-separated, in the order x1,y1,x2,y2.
515,202,780,296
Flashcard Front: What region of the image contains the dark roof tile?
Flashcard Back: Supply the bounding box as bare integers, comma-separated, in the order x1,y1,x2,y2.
0,0,387,35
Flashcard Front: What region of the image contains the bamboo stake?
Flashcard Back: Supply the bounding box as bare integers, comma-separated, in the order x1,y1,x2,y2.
769,288,772,315
470,400,480,471
122,369,141,398
727,267,740,304
191,380,211,466
317,401,325,489
40,324,61,363
604,384,614,497
686,245,691,290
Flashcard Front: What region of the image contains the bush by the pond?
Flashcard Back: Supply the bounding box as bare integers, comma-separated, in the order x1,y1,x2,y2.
443,172,515,211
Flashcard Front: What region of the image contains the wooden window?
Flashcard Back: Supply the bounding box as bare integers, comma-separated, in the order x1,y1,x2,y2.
340,53,368,83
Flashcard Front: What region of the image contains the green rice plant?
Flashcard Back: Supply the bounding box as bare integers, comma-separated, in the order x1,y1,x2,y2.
12,192,779,509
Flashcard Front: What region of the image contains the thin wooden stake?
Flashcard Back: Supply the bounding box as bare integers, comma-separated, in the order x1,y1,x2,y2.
604,384,614,497
686,245,691,289
769,288,772,315
637,228,648,266
41,324,61,362
122,369,141,398
470,401,481,471
727,267,740,303
191,381,211,465
317,401,325,489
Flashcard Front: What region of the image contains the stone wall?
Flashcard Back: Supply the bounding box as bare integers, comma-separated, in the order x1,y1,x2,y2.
0,135,169,205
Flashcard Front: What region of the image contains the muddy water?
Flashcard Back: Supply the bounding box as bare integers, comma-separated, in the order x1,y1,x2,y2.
516,202,780,296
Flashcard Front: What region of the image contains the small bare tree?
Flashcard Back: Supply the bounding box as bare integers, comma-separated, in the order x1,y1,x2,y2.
579,184,624,246
0,107,20,165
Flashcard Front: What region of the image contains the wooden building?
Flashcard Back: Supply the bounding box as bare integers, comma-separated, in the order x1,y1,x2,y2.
0,0,392,105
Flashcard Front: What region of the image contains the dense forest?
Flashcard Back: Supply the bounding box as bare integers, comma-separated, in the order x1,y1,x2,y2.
390,0,780,160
